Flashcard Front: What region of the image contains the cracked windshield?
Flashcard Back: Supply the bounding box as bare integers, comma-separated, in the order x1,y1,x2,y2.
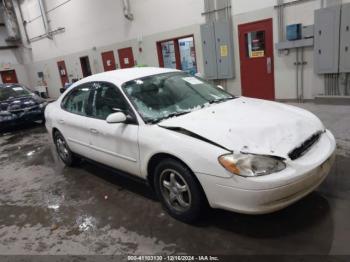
123,73,234,123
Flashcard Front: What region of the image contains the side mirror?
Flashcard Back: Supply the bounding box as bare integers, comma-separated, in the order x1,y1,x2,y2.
106,112,127,124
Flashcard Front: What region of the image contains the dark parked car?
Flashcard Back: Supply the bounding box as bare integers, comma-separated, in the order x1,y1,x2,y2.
0,84,48,129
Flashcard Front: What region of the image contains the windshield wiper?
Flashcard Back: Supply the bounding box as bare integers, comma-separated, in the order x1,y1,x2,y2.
209,97,234,105
148,111,192,125
165,111,192,119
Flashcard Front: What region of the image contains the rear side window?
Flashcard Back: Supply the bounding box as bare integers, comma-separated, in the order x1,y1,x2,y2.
62,84,93,116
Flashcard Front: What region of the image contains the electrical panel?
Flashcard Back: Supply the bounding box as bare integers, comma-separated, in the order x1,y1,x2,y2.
200,20,235,80
302,25,314,39
214,20,235,80
200,23,218,79
314,6,341,74
340,3,350,73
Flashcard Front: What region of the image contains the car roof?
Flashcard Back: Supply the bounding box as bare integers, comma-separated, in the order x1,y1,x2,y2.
78,67,180,87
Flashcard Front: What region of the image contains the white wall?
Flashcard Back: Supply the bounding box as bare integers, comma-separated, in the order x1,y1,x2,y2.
232,0,276,15
227,0,326,99
20,0,205,62
2,0,349,99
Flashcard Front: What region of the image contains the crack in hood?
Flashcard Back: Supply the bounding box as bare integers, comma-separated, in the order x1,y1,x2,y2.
159,97,324,159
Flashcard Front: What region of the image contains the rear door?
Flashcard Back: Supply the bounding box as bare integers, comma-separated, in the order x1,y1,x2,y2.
88,82,140,176
59,83,95,159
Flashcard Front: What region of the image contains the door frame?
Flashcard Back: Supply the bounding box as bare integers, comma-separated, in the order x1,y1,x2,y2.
156,34,197,71
0,69,18,84
80,56,92,77
238,18,275,100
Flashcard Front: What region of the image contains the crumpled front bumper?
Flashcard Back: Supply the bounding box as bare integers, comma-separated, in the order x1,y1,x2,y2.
196,130,337,215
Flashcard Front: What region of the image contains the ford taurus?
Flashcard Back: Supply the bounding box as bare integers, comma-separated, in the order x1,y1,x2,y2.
45,68,336,223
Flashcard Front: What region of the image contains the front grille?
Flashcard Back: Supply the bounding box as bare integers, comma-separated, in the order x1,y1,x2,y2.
288,131,324,160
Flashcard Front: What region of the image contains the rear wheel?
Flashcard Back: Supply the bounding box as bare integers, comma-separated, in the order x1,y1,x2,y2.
154,159,206,223
53,131,80,166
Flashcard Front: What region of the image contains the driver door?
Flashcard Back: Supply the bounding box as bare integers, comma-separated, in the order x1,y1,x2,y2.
87,82,141,176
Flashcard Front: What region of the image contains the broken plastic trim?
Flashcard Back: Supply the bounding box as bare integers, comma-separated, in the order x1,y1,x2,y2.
159,126,232,152
288,130,325,160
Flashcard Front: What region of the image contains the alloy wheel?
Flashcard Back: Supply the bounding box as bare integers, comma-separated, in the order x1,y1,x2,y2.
56,136,69,162
159,169,192,212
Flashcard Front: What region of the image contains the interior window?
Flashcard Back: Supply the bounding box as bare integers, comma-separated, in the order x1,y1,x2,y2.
158,36,198,75
62,85,92,116
91,82,129,120
161,40,177,69
245,31,266,58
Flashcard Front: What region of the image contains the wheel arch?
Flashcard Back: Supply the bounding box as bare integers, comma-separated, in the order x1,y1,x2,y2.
146,153,209,204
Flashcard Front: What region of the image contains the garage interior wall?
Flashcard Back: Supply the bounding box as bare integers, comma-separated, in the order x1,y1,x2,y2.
1,0,350,99
0,2,30,87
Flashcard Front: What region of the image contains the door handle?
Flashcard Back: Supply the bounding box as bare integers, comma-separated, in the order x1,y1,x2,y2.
267,57,272,74
90,128,99,135
58,119,65,124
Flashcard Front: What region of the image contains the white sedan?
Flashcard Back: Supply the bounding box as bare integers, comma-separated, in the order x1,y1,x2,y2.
45,67,336,223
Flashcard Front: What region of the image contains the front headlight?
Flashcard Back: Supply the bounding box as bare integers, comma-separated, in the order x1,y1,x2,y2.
218,153,286,177
39,102,48,109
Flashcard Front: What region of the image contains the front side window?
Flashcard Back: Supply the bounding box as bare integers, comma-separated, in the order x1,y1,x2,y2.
123,73,234,124
62,84,92,116
91,82,129,120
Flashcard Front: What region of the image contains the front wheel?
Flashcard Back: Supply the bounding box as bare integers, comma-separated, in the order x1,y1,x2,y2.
53,131,79,166
154,159,207,223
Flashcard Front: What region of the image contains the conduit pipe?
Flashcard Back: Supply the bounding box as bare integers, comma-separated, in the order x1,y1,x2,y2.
296,49,300,101
16,0,30,44
277,0,285,56
122,0,134,21
301,47,305,102
38,0,52,39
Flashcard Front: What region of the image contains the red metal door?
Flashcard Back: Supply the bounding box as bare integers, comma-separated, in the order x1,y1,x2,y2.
1,70,18,84
238,19,275,100
101,51,116,72
57,60,69,87
118,47,135,69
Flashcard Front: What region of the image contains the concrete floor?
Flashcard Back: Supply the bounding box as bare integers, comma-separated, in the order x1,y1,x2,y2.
0,102,350,256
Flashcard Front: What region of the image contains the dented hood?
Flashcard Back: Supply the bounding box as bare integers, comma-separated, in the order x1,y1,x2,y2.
159,97,324,158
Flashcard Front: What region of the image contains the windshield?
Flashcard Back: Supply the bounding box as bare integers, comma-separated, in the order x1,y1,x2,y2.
0,86,32,101
123,72,235,123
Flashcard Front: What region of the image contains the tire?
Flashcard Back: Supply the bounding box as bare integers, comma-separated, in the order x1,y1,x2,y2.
53,131,80,167
154,159,206,223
